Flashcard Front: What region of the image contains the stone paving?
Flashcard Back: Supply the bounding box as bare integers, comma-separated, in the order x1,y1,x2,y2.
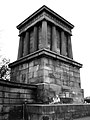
75,117,90,120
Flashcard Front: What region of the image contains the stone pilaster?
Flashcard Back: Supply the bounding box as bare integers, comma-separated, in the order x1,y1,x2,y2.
61,31,67,56
41,20,47,48
23,31,30,56
68,35,73,59
33,26,38,51
17,35,23,59
52,26,57,52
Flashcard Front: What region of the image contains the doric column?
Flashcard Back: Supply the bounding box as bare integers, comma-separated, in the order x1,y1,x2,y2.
52,26,57,52
41,20,47,48
23,31,29,56
68,35,73,59
61,31,67,56
17,35,23,59
33,26,38,51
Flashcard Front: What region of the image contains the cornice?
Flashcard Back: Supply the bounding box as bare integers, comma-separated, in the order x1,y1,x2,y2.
18,12,72,35
9,49,82,68
17,5,74,35
0,79,36,89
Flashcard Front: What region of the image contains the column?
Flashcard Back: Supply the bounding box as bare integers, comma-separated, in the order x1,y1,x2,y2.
33,26,38,51
17,35,23,59
61,31,67,56
68,36,73,59
23,31,29,56
41,20,47,48
52,26,57,52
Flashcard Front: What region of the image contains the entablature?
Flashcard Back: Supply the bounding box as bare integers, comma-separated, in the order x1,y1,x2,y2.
9,48,82,68
17,6,74,35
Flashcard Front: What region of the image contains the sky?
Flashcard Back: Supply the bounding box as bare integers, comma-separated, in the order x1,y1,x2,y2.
0,0,90,97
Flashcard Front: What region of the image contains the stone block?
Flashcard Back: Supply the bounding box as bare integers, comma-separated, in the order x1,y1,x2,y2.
65,112,72,120
5,92,9,98
4,87,10,92
69,81,74,87
3,113,9,120
33,65,39,72
49,64,54,70
55,60,60,67
29,66,32,72
3,106,10,113
63,81,67,86
44,83,50,90
56,79,62,85
43,69,49,76
0,92,2,98
55,67,61,72
0,86,3,91
43,65,52,71
38,70,43,77
0,105,3,113
54,72,61,79
21,73,27,83
37,77,44,83
0,116,3,120
48,72,56,79
20,93,25,99
29,78,37,84
70,76,74,81
34,59,40,65
33,71,38,77
43,58,49,65
29,61,34,67
28,72,33,78
48,59,53,65
73,71,79,77
49,84,62,95
0,98,3,104
26,94,31,99
30,114,38,120
69,66,73,71
69,71,73,76
44,77,51,83
23,63,29,69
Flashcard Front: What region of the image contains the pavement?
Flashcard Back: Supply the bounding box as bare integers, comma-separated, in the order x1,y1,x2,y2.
74,117,90,120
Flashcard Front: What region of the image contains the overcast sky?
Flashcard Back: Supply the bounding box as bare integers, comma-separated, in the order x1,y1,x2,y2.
0,0,90,97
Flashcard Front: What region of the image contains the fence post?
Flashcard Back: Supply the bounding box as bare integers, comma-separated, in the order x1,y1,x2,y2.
23,99,28,120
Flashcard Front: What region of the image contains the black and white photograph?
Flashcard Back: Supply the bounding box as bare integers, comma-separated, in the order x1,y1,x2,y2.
0,0,90,119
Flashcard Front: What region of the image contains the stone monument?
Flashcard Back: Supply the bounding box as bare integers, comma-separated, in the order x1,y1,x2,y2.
9,5,84,104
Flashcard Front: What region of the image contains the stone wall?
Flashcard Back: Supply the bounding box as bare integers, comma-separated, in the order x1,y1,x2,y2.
10,56,84,103
0,79,36,119
27,104,90,120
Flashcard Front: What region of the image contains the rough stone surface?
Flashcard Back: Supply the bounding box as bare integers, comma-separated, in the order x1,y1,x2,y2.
26,104,90,120
0,79,36,119
10,56,83,104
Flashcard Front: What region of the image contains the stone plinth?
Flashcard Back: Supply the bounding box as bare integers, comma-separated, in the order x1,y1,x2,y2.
9,49,83,104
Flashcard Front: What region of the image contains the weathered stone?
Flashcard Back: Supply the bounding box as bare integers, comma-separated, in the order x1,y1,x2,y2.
23,31,30,56
29,61,34,67
43,69,48,76
41,21,48,49
33,71,38,77
68,35,73,59
33,26,38,52
9,5,83,108
52,26,57,52
17,35,23,59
